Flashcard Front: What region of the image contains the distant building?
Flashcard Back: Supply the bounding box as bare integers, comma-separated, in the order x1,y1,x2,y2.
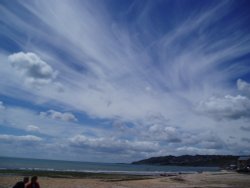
237,156,250,171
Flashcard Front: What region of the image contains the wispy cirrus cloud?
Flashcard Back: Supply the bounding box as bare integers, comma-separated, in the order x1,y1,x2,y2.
0,0,250,161
26,125,40,132
1,0,249,120
0,1,247,119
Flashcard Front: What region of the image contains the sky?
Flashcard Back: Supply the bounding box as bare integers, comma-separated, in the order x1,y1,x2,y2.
0,0,250,163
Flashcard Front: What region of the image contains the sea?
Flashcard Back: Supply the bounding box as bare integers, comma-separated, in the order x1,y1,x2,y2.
0,156,220,175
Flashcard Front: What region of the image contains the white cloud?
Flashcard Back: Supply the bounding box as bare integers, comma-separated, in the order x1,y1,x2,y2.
70,135,159,154
0,105,87,138
8,52,58,87
176,146,217,155
237,79,250,95
0,101,5,110
197,95,250,120
40,110,77,122
147,124,181,142
0,134,42,143
26,125,40,132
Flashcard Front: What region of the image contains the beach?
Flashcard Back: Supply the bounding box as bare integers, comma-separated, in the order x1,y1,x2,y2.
1,171,250,188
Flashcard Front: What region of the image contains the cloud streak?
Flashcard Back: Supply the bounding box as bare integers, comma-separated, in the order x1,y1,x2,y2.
0,134,42,143
26,125,40,132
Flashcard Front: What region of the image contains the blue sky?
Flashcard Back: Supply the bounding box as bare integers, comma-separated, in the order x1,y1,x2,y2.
0,0,250,163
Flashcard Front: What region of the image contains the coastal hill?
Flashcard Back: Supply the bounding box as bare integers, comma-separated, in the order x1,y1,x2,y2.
132,155,239,167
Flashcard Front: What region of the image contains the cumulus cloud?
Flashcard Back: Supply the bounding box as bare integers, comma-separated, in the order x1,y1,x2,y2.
40,110,77,122
0,101,5,110
197,95,250,120
198,137,225,150
26,125,40,132
70,135,159,154
178,131,227,153
8,52,58,87
0,134,42,143
237,79,250,95
147,124,181,143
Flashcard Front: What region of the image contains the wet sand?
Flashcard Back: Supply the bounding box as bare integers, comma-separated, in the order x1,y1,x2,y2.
1,171,250,188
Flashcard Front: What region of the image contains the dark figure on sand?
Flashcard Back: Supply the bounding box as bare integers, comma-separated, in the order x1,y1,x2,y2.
12,177,29,188
26,176,40,188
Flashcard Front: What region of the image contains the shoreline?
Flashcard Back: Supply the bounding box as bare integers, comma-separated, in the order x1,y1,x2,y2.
0,168,214,176
0,169,154,180
1,170,250,188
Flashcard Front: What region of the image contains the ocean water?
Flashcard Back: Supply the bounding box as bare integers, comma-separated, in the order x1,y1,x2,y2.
0,156,220,175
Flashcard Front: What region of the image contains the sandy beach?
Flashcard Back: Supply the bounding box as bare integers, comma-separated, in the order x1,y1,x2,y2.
1,171,250,188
